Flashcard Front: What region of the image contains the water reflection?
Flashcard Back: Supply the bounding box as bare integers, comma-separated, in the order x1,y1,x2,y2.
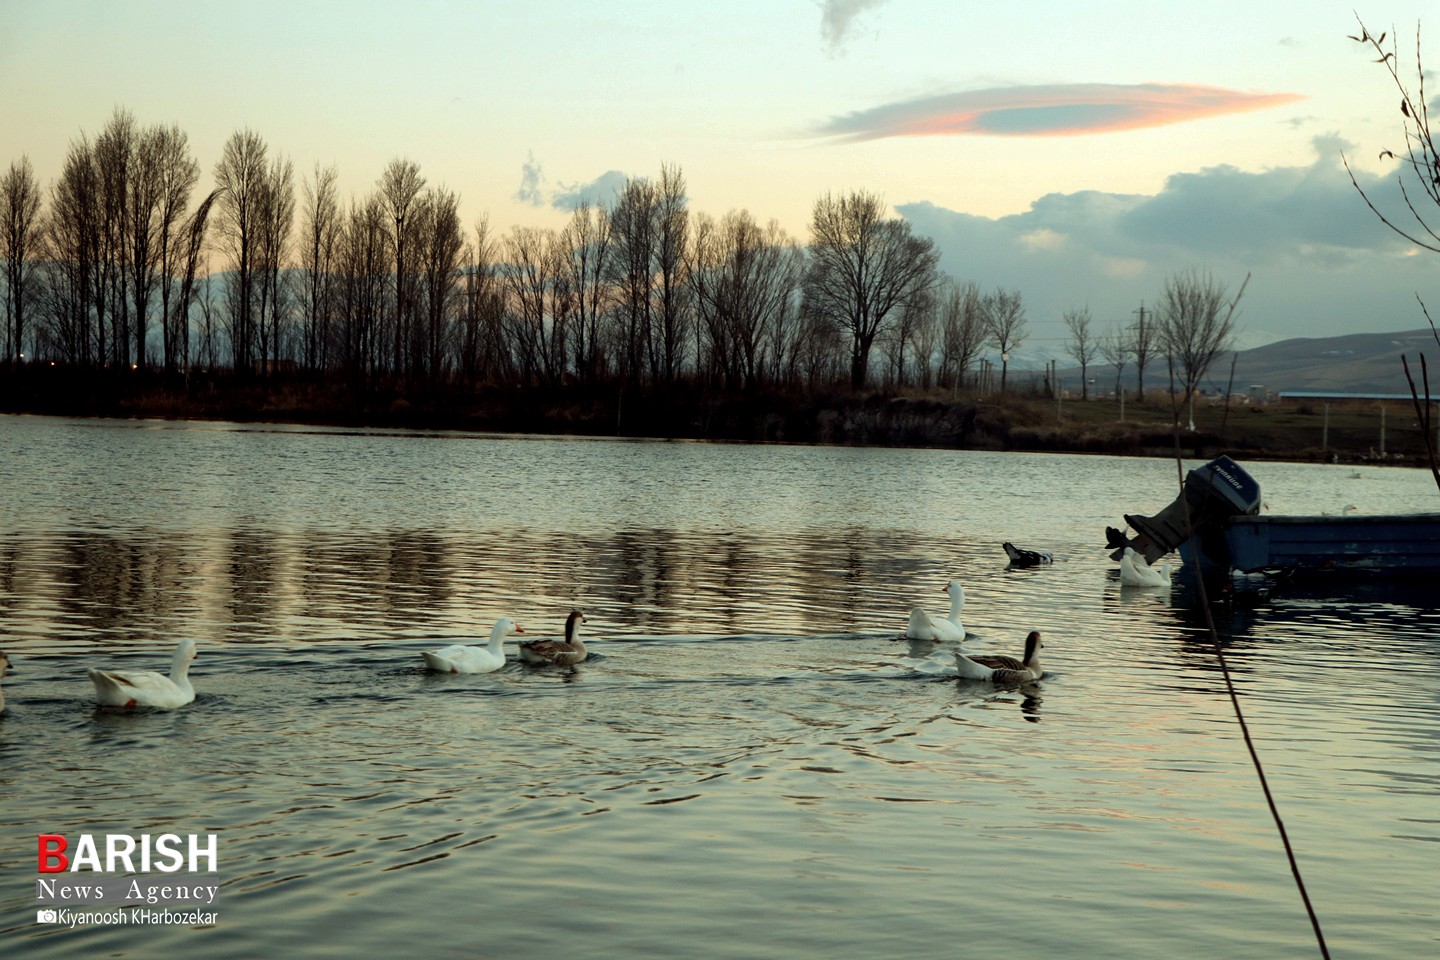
1,526,1060,647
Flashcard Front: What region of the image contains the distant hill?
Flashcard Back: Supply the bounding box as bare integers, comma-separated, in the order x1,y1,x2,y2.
1055,327,1439,396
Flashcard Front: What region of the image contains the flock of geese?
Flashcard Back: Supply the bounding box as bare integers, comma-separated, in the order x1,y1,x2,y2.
0,548,1173,713
0,610,592,712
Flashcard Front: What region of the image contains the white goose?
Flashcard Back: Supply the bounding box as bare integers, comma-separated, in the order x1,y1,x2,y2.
0,651,12,712
422,618,524,674
88,639,198,709
519,610,589,666
1119,547,1171,588
954,630,1045,683
905,580,967,642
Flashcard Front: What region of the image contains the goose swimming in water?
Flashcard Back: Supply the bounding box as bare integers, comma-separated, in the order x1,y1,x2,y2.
905,581,966,642
519,610,589,666
88,639,199,709
1003,542,1053,567
1119,547,1170,588
954,631,1045,684
422,618,524,674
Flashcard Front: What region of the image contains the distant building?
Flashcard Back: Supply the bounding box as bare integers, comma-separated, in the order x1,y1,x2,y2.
1278,391,1417,403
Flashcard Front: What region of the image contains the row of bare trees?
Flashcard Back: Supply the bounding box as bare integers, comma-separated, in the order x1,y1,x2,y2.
1063,269,1244,426
4,112,1061,395
2,110,213,374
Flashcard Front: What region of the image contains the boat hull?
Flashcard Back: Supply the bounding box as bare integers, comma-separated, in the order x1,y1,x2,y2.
1223,513,1440,574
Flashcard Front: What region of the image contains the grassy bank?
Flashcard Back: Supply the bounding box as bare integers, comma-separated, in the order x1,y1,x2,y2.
1,365,1434,466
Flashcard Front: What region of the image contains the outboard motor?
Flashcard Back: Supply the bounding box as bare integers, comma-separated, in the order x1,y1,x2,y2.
1109,456,1261,565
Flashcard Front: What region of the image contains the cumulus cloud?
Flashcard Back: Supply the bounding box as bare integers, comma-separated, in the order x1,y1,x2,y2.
550,170,630,212
819,0,888,53
818,82,1305,141
895,136,1433,344
513,157,630,212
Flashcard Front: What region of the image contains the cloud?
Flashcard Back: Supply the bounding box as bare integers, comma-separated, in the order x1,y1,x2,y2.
818,83,1305,141
819,0,888,53
515,151,544,207
550,170,630,212
894,136,1434,346
514,156,630,212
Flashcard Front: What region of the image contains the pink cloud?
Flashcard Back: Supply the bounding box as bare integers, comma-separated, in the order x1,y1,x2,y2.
819,83,1305,140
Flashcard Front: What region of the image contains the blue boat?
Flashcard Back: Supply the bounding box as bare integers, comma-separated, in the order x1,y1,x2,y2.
1109,456,1440,576
1221,512,1440,575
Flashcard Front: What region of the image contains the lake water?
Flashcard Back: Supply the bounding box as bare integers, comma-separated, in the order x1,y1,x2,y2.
0,413,1437,959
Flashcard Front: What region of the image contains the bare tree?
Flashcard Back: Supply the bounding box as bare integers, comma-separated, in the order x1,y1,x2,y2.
1347,19,1440,489
502,226,566,385
167,189,218,376
1,157,43,363
1130,302,1156,402
42,140,99,364
152,126,200,375
1344,20,1440,252
1063,306,1097,399
691,209,804,391
300,163,341,373
379,158,426,379
560,201,611,382
981,287,1026,392
650,163,690,385
607,177,656,384
937,279,985,391
459,216,508,384
336,194,389,382
94,110,136,367
125,126,165,369
414,187,463,384
1097,325,1130,400
213,129,270,375
255,155,295,372
1158,269,1247,430
801,190,939,389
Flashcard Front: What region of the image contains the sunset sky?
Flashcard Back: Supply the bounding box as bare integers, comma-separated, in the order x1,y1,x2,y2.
2,0,1437,357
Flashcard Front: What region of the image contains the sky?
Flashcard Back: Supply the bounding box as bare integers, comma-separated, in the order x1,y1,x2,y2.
3,0,1439,358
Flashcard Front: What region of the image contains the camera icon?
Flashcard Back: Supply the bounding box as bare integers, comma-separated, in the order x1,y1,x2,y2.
36,909,58,923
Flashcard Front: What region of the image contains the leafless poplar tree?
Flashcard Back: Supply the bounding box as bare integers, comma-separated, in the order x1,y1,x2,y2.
414,187,463,384
1063,306,1096,399
459,217,508,384
981,287,1026,392
1,157,43,363
650,163,690,385
502,225,567,385
167,189,218,376
151,126,200,375
94,110,136,367
757,221,805,387
336,194,390,382
801,190,939,389
41,140,100,364
213,129,270,375
937,280,985,391
608,177,657,384
559,201,612,382
378,158,425,378
255,155,295,372
300,163,341,373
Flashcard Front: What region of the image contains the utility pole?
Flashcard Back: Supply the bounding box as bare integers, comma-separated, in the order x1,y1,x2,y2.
1133,301,1148,403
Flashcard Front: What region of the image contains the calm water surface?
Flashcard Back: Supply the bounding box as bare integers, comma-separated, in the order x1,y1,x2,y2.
0,414,1437,958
